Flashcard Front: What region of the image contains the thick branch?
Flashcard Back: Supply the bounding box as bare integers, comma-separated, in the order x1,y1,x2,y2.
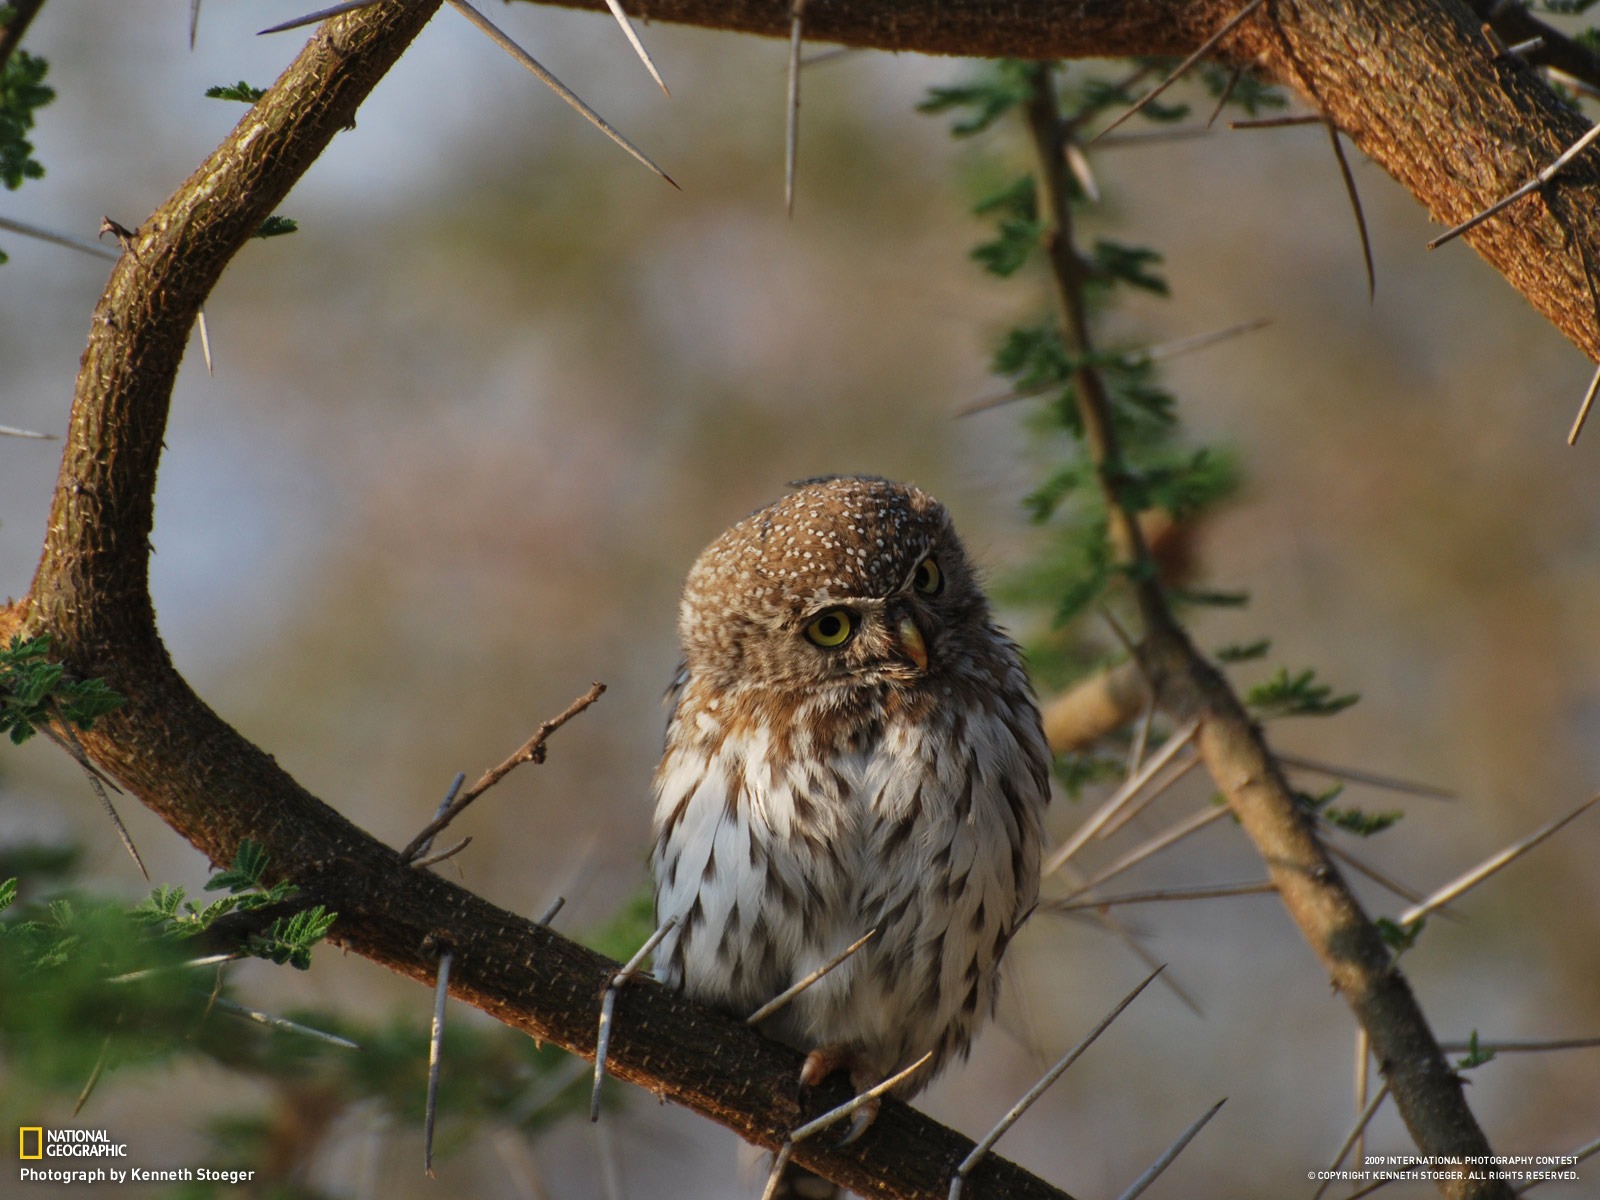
1022,63,1512,1200
1,4,1071,1196
530,0,1600,363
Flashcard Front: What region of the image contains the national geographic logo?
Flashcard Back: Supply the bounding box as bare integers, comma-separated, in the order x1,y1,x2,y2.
16,1126,128,1159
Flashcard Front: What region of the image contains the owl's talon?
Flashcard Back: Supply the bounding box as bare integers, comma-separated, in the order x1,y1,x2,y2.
837,1097,879,1146
799,1044,856,1089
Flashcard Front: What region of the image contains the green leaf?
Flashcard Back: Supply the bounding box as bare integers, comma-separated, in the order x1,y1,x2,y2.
1455,1030,1497,1070
918,60,1040,137
254,215,298,239
1,633,124,744
205,81,266,103
1215,638,1271,663
0,50,53,190
1376,915,1424,953
205,839,271,893
0,877,16,916
1321,806,1403,837
1090,239,1168,295
1246,667,1359,717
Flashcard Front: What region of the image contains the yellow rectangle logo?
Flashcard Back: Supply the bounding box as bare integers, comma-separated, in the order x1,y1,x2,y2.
19,1127,43,1159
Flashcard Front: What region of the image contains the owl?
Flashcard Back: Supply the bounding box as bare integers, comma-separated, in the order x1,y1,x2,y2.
650,475,1050,1193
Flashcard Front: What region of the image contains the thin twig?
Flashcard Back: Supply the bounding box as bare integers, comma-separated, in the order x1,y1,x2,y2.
949,968,1163,1200
1353,1026,1370,1172
1044,879,1275,912
73,1035,113,1117
44,704,147,880
0,214,118,260
108,952,240,983
591,917,677,1120
1398,792,1600,924
411,772,466,863
535,895,567,926
785,0,806,216
1320,840,1444,915
1566,359,1600,446
1428,120,1600,250
1042,718,1201,875
1205,67,1243,128
1229,113,1325,129
188,0,201,49
1276,750,1454,799
424,948,453,1176
443,1,678,188
1438,1036,1600,1054
759,1142,795,1200
1061,803,1232,899
599,0,669,94
1313,1082,1391,1200
1125,695,1156,778
1514,1133,1600,1195
1145,317,1273,363
1095,753,1202,840
1326,121,1376,300
400,683,605,862
1111,1097,1227,1200
788,1052,933,1142
213,996,364,1049
747,928,878,1025
410,837,472,869
257,0,385,36
1094,0,1266,141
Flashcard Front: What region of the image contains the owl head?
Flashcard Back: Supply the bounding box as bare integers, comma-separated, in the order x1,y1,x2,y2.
676,475,995,695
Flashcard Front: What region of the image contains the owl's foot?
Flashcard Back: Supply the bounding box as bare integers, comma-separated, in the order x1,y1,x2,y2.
799,1044,880,1146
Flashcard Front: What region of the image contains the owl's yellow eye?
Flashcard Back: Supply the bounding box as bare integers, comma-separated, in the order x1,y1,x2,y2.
912,556,943,596
804,608,857,648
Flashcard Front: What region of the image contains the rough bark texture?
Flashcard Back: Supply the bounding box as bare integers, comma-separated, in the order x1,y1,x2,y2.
5,2,1592,1197
532,0,1600,362
0,3,1074,1196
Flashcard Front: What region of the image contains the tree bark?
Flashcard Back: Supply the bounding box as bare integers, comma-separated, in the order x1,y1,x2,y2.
532,0,1600,362
0,3,1073,1196
7,1,1593,1196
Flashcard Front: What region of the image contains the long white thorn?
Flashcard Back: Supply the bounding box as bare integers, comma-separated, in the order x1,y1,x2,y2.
1398,793,1600,925
599,0,669,95
424,949,453,1176
444,0,678,188
591,918,677,1120
1043,719,1200,875
949,968,1163,1199
748,928,877,1025
1111,1097,1228,1200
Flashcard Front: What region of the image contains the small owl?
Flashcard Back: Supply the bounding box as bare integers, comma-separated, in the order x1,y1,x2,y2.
651,475,1049,1192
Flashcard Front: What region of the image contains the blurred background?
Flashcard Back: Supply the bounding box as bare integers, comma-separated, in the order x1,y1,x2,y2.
2,2,1598,1197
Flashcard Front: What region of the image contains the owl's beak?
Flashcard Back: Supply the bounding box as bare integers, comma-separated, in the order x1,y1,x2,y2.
894,616,929,672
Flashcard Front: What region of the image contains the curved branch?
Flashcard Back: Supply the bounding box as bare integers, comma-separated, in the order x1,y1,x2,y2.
530,0,1600,363
0,4,1071,1197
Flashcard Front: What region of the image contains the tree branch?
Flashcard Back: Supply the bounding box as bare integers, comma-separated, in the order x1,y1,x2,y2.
0,4,1073,1196
1021,59,1512,1200
525,0,1600,363
0,0,48,72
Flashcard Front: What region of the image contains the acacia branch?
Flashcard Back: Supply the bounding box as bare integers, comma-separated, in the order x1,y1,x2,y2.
0,4,1071,1196
1022,60,1511,1200
524,0,1600,364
